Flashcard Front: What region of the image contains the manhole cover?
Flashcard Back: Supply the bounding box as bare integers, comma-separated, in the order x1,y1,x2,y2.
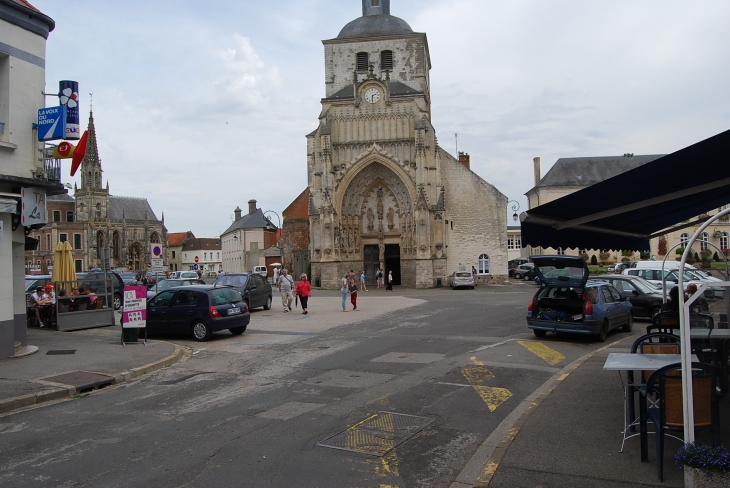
46,350,76,355
43,371,115,393
317,412,435,456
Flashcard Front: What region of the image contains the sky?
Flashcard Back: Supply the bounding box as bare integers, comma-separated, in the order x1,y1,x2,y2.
33,0,730,238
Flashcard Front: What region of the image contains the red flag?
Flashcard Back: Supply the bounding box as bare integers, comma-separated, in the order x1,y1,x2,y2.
70,130,88,176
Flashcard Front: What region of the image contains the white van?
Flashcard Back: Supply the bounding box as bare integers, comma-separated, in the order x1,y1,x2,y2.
251,266,267,277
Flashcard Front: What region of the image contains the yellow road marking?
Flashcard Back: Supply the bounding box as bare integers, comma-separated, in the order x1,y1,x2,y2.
477,461,499,483
518,340,566,365
461,357,512,412
473,386,513,412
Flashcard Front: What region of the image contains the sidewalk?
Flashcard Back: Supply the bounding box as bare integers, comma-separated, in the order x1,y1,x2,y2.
474,332,730,487
0,326,184,414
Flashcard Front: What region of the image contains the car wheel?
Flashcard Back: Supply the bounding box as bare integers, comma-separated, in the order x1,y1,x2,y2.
263,296,271,310
622,312,633,332
229,326,247,335
192,320,212,341
597,321,609,342
113,294,122,310
514,273,522,280
533,329,547,338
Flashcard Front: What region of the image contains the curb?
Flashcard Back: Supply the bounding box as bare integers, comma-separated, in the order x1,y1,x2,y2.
451,337,628,488
0,343,187,415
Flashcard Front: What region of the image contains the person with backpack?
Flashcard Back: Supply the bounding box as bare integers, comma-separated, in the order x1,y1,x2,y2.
376,269,383,289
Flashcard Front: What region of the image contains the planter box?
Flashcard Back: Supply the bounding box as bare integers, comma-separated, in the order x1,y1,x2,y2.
684,467,730,487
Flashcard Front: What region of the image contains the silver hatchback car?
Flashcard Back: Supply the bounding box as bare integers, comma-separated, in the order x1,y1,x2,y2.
450,271,475,289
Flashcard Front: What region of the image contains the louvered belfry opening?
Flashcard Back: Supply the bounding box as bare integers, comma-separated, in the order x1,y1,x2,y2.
357,52,369,72
380,50,393,71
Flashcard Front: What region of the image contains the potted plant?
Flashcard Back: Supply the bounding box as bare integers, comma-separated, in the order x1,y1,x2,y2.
714,230,723,238
658,237,668,256
675,443,730,487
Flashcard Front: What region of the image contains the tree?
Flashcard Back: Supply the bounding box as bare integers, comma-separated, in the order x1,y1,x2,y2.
591,254,598,265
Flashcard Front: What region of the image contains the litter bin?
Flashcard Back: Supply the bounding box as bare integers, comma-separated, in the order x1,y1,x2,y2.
122,327,138,343
314,277,321,287
436,278,442,288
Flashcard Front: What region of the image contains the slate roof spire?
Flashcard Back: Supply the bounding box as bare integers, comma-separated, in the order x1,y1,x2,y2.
81,106,103,189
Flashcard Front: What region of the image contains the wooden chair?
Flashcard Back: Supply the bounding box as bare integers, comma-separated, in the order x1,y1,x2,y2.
639,362,728,481
94,296,105,309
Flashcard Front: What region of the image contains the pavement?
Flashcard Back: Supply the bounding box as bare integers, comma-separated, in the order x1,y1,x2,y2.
2,283,728,487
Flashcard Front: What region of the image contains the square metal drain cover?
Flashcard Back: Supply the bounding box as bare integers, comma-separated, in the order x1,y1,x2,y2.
317,411,435,456
46,350,76,355
43,371,115,393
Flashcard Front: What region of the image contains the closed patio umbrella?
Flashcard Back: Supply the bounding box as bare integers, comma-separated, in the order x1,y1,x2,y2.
51,241,76,293
50,242,65,288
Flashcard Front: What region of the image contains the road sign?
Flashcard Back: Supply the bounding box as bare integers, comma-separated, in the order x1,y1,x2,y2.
193,264,199,271
195,256,199,263
150,243,163,258
37,106,67,141
150,259,164,272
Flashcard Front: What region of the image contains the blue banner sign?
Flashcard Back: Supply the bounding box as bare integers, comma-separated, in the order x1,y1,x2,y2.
37,106,67,141
59,80,80,140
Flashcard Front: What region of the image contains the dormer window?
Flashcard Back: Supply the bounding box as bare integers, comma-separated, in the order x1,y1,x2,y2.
381,50,393,71
356,52,369,72
371,0,380,6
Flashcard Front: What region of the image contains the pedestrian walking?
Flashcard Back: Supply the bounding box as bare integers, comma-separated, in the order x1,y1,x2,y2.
272,267,279,285
295,273,311,315
472,266,478,287
278,268,294,312
348,277,358,310
376,268,382,288
341,272,349,312
360,270,368,291
386,270,393,291
349,269,356,283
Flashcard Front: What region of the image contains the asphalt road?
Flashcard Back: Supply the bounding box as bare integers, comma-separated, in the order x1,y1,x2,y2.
0,286,637,487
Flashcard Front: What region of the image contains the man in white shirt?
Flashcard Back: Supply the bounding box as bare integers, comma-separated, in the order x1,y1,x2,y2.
277,269,294,312
29,287,47,327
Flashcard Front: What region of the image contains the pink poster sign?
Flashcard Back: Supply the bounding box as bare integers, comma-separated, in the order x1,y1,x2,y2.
122,285,147,329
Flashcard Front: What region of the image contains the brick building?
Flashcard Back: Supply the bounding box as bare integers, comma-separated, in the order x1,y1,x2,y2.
282,188,310,279
25,194,86,274
292,0,508,288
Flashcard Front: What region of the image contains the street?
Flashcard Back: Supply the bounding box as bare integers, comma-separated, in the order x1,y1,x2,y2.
0,286,635,487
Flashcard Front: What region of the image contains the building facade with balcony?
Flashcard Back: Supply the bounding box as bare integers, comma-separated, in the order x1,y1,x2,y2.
0,0,63,359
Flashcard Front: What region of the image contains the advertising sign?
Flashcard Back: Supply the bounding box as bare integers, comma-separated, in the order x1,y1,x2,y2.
21,187,47,226
122,286,147,328
59,80,80,140
37,106,67,141
53,141,75,159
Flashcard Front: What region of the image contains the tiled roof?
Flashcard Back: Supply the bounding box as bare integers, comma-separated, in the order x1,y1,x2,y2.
11,0,40,13
168,232,193,247
109,196,160,221
536,155,666,189
181,238,221,252
47,194,74,202
221,208,277,235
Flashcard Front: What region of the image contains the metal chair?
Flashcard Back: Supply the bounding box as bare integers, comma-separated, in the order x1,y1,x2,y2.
646,312,679,335
626,333,681,434
639,362,728,481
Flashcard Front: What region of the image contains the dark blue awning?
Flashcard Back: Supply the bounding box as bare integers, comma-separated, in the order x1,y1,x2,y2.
521,128,730,251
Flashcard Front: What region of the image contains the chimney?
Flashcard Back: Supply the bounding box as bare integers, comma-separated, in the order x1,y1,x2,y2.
458,152,470,169
533,157,541,187
248,199,257,215
234,206,242,221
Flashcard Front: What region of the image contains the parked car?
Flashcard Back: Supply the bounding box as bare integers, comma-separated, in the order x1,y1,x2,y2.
527,255,633,341
212,272,272,310
508,258,530,270
146,285,250,341
588,274,664,319
512,263,536,280
607,263,617,273
114,271,139,286
622,268,715,299
146,278,206,299
79,271,125,310
251,266,267,277
450,271,475,289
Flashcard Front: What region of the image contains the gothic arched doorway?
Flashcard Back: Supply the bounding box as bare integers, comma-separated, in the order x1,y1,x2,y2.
129,242,144,271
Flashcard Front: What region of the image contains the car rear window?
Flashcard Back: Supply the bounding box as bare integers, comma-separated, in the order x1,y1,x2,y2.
455,272,471,277
211,288,243,305
174,290,200,307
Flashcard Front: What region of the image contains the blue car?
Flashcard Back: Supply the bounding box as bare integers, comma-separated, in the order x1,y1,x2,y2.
526,256,633,342
146,285,250,341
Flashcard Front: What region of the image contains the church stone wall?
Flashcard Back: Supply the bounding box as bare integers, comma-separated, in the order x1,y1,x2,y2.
441,150,508,278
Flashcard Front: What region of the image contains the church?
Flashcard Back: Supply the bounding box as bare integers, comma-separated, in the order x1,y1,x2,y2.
295,0,508,288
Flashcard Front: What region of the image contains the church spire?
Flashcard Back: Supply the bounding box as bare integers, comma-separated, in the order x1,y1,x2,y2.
81,106,103,190
362,0,389,16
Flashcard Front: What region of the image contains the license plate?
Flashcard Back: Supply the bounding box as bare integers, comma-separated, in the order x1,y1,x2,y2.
228,307,241,315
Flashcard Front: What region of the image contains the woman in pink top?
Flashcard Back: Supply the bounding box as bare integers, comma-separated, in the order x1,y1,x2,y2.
295,274,312,315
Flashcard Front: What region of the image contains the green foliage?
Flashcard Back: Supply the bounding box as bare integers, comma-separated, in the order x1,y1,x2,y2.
714,251,720,262
640,251,651,260
676,247,685,255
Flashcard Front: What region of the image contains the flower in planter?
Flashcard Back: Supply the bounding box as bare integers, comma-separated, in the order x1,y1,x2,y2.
676,443,730,474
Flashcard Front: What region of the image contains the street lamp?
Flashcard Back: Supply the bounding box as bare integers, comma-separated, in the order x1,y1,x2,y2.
264,210,282,271
507,200,521,223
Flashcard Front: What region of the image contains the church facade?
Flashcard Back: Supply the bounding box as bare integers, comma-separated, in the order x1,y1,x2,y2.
305,0,508,288
26,109,168,273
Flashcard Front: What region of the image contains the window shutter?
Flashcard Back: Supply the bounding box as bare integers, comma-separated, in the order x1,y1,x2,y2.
356,52,369,72
381,50,393,71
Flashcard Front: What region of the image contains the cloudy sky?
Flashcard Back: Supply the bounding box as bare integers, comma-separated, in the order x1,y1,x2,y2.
33,0,730,237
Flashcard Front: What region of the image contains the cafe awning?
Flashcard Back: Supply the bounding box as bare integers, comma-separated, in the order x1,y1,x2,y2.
520,128,730,251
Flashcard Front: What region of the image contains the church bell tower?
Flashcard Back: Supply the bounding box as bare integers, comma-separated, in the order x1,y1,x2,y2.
362,0,390,16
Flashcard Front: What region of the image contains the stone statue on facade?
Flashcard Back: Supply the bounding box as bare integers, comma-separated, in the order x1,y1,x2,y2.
367,207,374,231
387,207,394,230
